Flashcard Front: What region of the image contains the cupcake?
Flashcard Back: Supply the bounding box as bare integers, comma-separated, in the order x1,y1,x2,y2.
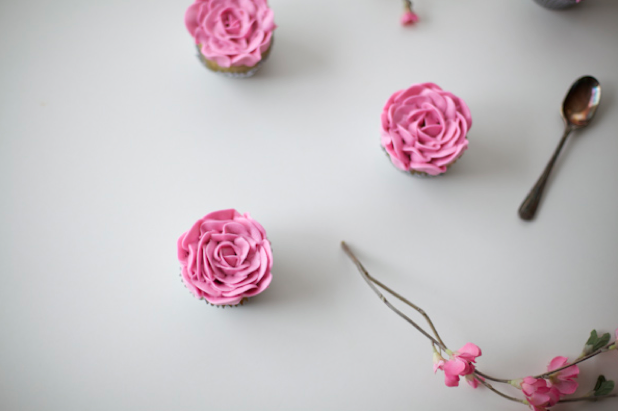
533,0,581,10
177,209,273,306
380,83,472,177
184,0,276,78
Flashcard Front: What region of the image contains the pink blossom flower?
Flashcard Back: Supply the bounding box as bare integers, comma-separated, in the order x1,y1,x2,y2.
521,377,560,410
400,11,419,26
433,349,445,373
464,373,479,388
547,356,579,396
434,343,482,388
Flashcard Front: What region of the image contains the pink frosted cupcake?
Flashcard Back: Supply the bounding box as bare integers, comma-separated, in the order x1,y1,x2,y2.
177,209,273,306
381,83,472,177
185,0,276,78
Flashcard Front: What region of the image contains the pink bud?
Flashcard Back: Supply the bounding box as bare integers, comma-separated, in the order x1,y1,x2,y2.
401,11,419,26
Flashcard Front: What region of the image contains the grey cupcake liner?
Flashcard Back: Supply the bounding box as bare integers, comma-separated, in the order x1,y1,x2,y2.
178,267,246,308
409,170,443,178
382,146,464,178
533,0,580,10
196,39,273,78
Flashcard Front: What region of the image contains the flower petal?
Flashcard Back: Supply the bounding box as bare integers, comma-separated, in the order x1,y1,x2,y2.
457,343,482,360
443,358,467,376
548,356,568,372
552,379,578,395
444,372,460,387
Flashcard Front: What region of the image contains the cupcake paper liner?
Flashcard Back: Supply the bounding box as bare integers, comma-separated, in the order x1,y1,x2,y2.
533,0,580,10
196,40,273,78
178,268,248,308
205,298,248,308
382,146,465,178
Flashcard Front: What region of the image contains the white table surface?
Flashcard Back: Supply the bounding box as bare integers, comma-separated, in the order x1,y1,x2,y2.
1,0,618,410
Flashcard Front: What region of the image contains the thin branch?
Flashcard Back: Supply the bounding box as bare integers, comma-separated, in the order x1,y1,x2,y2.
473,374,525,404
473,369,511,384
365,270,447,348
342,242,515,385
475,341,615,384
343,242,516,385
533,341,615,379
343,241,618,409
559,394,618,403
341,241,445,350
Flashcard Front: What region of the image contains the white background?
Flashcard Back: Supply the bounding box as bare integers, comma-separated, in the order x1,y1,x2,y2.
1,0,618,410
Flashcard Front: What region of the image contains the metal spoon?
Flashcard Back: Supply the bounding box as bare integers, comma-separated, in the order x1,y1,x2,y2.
518,76,601,221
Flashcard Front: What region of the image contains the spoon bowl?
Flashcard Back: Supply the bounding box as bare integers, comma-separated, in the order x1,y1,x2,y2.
562,76,602,129
518,76,602,221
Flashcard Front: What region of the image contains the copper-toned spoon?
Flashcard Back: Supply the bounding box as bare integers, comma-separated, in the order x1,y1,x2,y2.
518,76,601,221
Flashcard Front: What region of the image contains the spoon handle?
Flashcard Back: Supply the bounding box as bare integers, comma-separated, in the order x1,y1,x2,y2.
518,126,572,221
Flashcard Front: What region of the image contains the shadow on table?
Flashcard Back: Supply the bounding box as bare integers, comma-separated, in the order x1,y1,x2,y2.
256,34,329,80
248,228,339,309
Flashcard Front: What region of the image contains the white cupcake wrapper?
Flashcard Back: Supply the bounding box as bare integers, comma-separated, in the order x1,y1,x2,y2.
533,0,580,10
178,267,247,308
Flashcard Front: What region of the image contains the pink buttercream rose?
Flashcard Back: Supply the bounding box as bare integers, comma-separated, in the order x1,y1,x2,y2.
185,0,276,68
381,83,472,176
177,209,273,305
